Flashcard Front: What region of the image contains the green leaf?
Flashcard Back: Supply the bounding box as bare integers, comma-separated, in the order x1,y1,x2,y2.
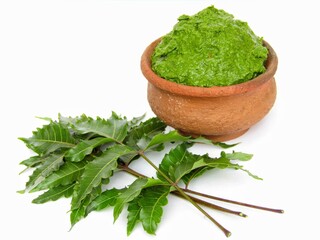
71,145,133,209
225,151,253,161
70,186,101,227
185,151,262,181
188,136,239,148
113,178,166,222
119,117,166,164
19,113,263,236
213,142,239,149
173,155,204,183
181,167,208,188
113,178,148,222
145,130,190,151
86,188,124,214
207,152,261,179
35,116,53,122
158,143,201,182
68,114,128,143
239,168,262,180
30,161,86,192
159,145,261,186
70,205,86,228
204,152,242,169
26,153,65,191
127,198,142,236
139,185,170,234
180,155,231,186
125,117,166,148
19,122,76,155
204,153,233,169
65,137,113,162
127,114,146,129
58,113,78,126
32,184,74,204
19,156,44,167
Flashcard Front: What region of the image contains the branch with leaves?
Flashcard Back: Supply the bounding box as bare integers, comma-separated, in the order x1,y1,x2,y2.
18,112,283,237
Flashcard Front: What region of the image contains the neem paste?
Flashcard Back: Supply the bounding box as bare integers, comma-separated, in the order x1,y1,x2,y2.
151,6,268,87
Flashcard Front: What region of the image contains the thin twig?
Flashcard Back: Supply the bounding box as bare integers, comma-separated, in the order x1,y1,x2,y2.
120,164,246,218
171,191,247,217
184,188,284,214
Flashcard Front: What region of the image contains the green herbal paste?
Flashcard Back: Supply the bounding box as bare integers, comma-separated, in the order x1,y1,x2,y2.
151,6,268,87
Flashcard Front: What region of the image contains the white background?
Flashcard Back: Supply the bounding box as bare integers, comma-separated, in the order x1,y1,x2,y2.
1,0,319,239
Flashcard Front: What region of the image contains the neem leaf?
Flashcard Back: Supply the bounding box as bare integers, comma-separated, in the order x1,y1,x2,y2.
213,142,239,149
181,167,208,188
19,156,44,167
26,153,65,191
70,186,101,227
180,155,231,186
19,113,267,237
31,161,86,192
127,113,146,129
127,185,170,235
113,178,167,222
68,114,128,143
86,188,124,215
127,197,142,236
164,134,238,149
119,117,166,165
19,122,76,155
158,143,202,182
71,145,133,209
183,151,262,183
225,151,253,161
70,203,86,228
145,130,190,151
159,145,260,186
113,178,148,222
206,153,261,180
173,154,204,183
189,137,239,148
32,184,75,204
125,117,166,150
139,185,170,234
65,137,113,162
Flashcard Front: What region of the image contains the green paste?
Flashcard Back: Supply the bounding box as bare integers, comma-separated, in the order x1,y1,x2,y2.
151,6,268,87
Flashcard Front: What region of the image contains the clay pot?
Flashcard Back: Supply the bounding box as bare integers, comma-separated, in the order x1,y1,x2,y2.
141,38,278,142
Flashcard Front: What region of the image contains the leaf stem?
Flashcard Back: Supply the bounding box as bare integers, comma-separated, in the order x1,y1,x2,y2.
138,152,232,237
118,164,147,178
171,191,247,217
120,164,245,217
183,188,284,214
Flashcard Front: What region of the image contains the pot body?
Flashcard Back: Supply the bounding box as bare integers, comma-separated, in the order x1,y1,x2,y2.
147,78,276,141
142,38,278,141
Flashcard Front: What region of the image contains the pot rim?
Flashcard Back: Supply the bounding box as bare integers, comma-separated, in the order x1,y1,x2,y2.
141,37,278,97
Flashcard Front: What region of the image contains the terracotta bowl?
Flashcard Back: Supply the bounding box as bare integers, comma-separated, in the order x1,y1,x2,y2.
141,38,278,142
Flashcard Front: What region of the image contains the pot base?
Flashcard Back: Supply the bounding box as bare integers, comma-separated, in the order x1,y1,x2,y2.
179,129,249,142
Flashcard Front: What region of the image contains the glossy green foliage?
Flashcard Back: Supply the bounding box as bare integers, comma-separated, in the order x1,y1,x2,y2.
19,112,258,235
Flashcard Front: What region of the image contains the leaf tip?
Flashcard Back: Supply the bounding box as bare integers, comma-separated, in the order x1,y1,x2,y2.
68,224,75,232
126,225,135,236
113,206,121,224
31,199,40,204
35,116,52,122
17,189,25,194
